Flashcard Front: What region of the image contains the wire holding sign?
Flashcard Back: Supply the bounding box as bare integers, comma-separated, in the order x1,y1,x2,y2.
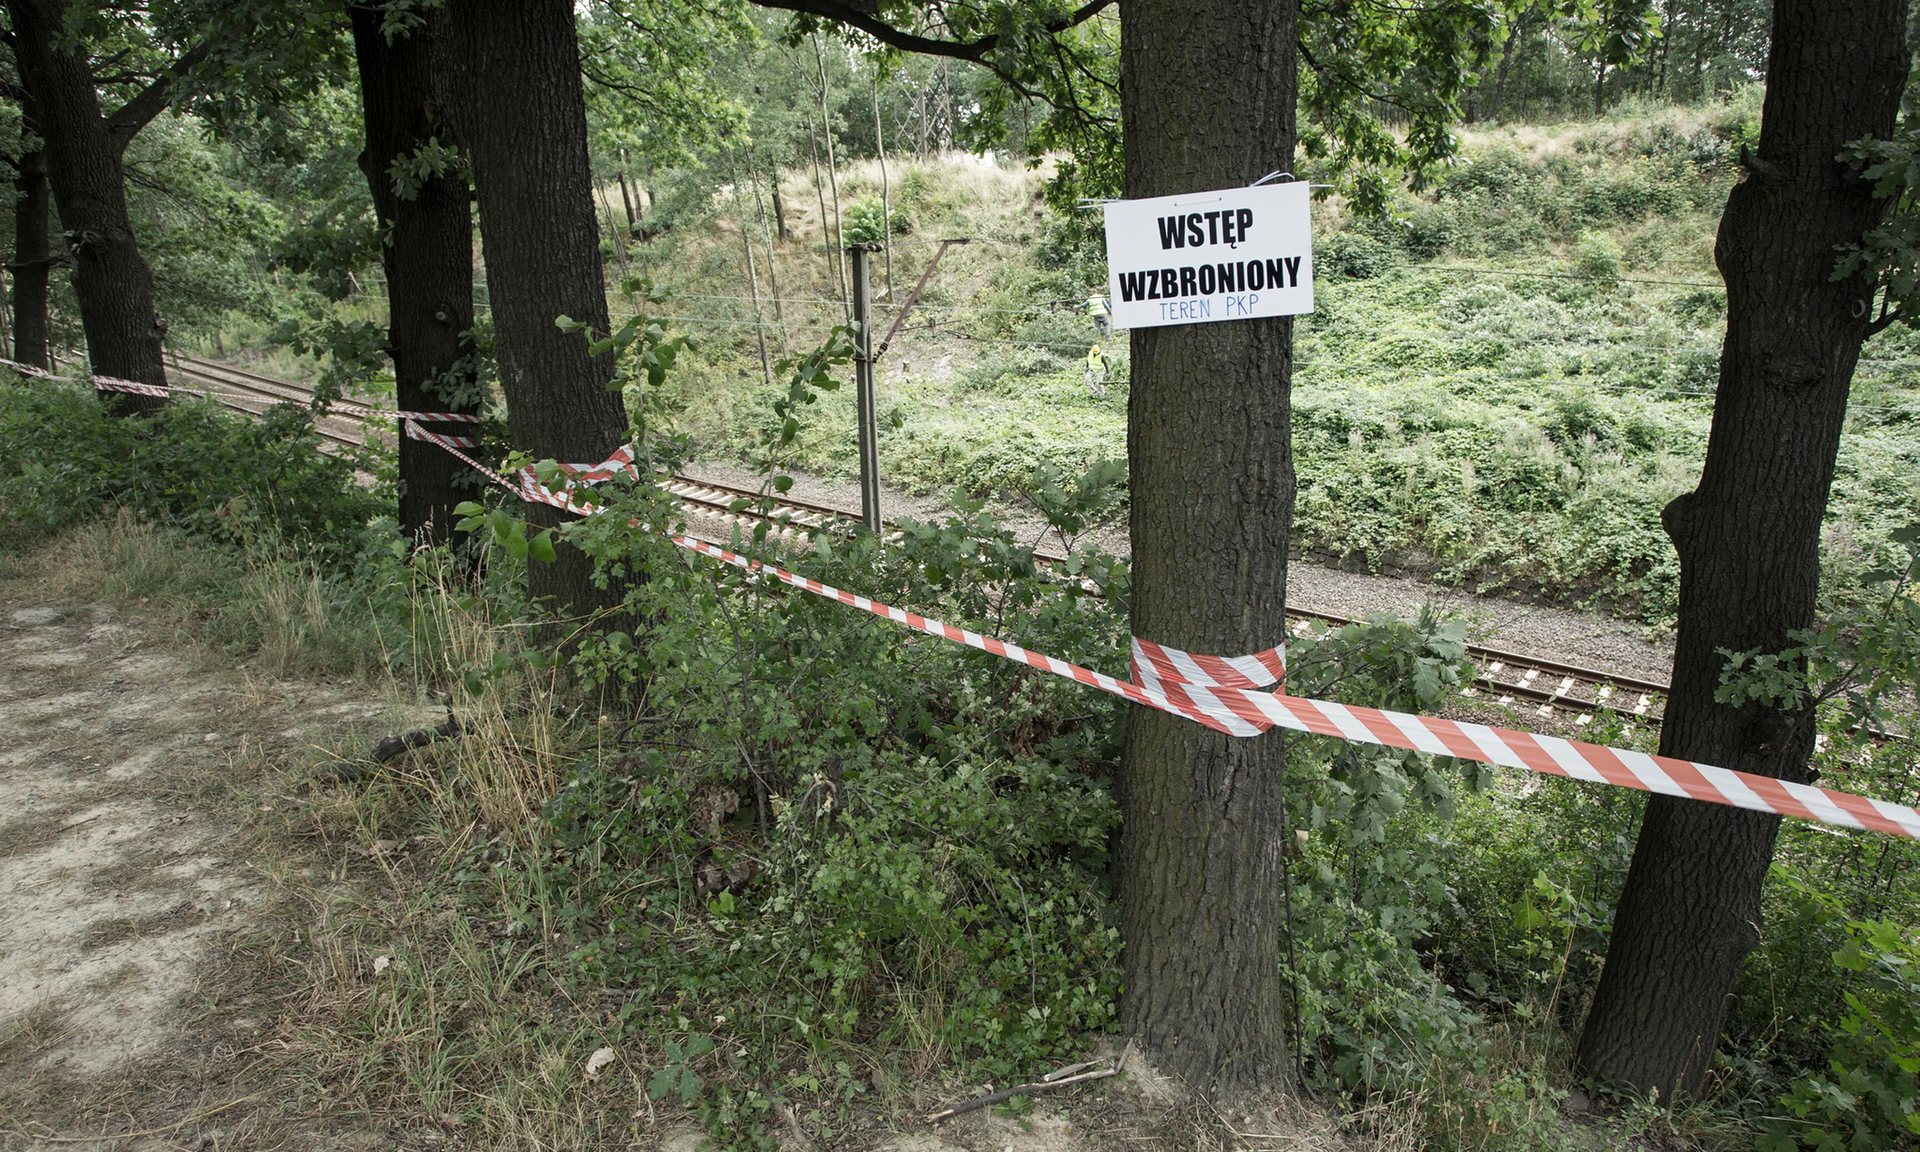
1102,180,1315,329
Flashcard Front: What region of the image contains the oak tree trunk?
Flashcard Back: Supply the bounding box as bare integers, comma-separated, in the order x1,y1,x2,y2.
434,0,628,621
349,2,481,547
7,0,168,413
1117,0,1299,1094
9,97,52,369
1575,0,1908,1100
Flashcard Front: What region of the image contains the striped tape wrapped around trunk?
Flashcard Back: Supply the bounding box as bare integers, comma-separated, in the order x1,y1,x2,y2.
351,431,1920,843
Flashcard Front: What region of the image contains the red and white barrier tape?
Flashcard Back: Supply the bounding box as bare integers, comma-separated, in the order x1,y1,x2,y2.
402,421,481,451
416,431,1920,842
93,375,171,398
17,353,1910,840
3,360,486,425
0,355,63,381
1130,636,1288,738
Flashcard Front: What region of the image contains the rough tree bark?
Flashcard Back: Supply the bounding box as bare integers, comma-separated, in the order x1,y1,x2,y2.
349,2,481,547
1117,0,1299,1093
434,0,628,620
1575,0,1908,1100
6,0,174,413
9,90,52,369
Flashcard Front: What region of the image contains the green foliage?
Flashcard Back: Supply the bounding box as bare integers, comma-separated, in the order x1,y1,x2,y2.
842,197,909,245
579,0,754,174
124,115,287,337
1269,610,1625,1150
1574,231,1624,287
1758,878,1920,1152
1840,109,1920,334
1414,128,1719,257
1297,0,1502,213
1717,522,1920,734
648,1034,716,1104
248,83,383,301
450,327,1131,1144
670,108,1920,624
1317,231,1405,280
455,501,556,564
535,503,1132,1134
388,137,466,200
0,374,380,561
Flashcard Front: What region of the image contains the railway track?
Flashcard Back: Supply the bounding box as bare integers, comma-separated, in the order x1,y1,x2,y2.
665,473,1668,729
167,354,378,452
164,353,1672,730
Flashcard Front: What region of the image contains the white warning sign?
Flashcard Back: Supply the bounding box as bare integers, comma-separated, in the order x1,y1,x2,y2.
1102,181,1314,329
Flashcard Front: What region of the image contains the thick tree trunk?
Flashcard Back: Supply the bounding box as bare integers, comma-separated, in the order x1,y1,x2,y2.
7,0,168,413
349,2,481,547
435,0,628,620
10,103,52,369
1117,0,1298,1095
1575,0,1907,1101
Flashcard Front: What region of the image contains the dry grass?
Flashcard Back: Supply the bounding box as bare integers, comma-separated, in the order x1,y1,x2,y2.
1457,89,1760,160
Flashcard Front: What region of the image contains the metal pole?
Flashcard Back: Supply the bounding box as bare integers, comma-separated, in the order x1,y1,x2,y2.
850,244,882,533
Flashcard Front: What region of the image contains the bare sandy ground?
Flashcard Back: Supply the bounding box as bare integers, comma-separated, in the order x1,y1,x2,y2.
0,598,405,1150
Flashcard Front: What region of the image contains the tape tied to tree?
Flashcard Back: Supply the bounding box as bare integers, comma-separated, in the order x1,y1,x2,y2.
19,366,489,425
387,431,1920,842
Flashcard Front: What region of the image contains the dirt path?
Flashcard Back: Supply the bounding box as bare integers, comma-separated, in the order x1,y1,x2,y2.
0,598,398,1151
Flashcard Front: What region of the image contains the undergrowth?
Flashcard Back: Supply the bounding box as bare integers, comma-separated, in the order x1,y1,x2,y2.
5,248,1915,1150
659,95,1920,625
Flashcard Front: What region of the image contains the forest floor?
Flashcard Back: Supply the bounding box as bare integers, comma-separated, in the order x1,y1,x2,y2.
0,560,1354,1150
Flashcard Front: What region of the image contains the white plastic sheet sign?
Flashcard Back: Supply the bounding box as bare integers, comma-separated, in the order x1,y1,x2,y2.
1102,181,1314,329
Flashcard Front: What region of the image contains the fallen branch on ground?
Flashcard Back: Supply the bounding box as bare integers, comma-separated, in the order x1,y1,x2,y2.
370,712,463,763
925,1063,1119,1124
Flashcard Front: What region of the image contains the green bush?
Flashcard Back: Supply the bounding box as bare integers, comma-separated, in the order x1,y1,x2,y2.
1574,232,1625,287
0,374,381,560
1318,231,1404,280
843,197,910,245
1758,887,1920,1152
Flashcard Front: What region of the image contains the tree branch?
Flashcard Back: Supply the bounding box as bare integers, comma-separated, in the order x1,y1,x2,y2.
749,0,1113,63
1864,306,1905,338
103,40,211,152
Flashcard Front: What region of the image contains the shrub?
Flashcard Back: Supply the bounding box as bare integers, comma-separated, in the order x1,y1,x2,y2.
0,374,381,560
1574,232,1625,288
1318,231,1404,280
1758,889,1920,1152
843,197,910,245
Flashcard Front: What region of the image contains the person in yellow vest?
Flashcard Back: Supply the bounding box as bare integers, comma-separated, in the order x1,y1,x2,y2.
1085,290,1111,337
1085,343,1109,396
